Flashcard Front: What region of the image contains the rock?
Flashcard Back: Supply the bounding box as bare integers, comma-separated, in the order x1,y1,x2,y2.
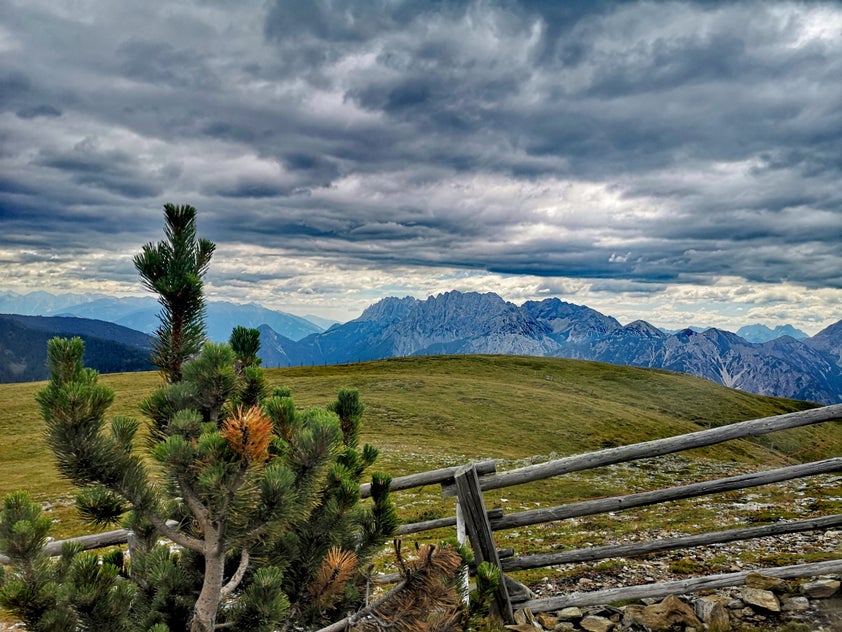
579,615,614,632
505,625,539,632
536,613,557,629
506,576,537,601
556,607,582,621
742,587,781,612
801,578,840,598
513,608,539,627
781,596,810,612
621,605,645,628
745,572,787,593
694,597,730,632
626,595,703,631
552,624,575,632
584,606,620,620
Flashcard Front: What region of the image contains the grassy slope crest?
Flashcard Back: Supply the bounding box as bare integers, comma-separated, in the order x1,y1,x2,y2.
0,354,835,538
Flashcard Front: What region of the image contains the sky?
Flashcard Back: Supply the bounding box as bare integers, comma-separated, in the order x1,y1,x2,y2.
1,0,841,334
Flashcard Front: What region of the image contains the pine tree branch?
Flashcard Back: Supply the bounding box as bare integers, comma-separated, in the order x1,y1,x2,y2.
144,510,204,553
314,579,408,632
219,548,250,599
178,474,213,531
218,464,248,525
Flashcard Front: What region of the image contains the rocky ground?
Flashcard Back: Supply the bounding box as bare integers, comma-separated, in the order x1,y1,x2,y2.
496,457,842,631
511,573,841,631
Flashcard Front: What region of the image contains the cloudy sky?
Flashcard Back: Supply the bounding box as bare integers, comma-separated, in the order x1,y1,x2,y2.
2,0,841,332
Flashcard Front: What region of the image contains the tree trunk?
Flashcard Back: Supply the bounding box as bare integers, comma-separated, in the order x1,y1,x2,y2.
170,312,185,383
191,537,225,632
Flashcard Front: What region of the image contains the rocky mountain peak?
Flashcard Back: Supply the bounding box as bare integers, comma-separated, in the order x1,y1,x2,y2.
805,319,842,366
623,320,666,338
357,296,419,323
522,298,622,337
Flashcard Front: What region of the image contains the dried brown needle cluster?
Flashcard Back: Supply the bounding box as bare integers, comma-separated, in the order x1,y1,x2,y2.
221,405,273,464
354,542,465,632
310,546,359,610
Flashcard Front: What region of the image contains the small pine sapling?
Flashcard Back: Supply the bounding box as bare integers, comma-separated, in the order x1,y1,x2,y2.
10,204,398,632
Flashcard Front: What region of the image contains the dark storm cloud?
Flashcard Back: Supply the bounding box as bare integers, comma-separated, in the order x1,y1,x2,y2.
282,153,341,183
117,40,220,90
36,139,162,199
0,0,841,309
204,180,297,199
16,104,62,119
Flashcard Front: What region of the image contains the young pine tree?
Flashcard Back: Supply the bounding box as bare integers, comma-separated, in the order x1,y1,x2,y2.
229,326,268,408
259,388,400,626
14,204,398,632
34,337,348,631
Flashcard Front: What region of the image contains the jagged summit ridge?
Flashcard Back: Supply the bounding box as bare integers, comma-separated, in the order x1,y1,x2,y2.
258,291,842,405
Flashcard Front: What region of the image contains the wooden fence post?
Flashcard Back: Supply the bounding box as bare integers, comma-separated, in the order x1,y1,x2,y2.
453,464,513,623
455,498,469,605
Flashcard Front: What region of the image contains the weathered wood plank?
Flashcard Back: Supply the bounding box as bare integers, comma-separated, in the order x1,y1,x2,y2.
454,464,513,623
398,508,504,535
0,520,180,566
443,404,842,496
515,559,842,611
491,458,841,531
502,514,842,571
0,527,132,565
359,459,496,498
315,577,409,632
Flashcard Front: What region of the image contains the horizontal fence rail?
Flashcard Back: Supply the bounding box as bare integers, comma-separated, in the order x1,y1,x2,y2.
442,403,842,496
0,527,133,566
517,558,842,613
359,459,497,498
0,520,179,566
489,457,841,530
501,513,842,571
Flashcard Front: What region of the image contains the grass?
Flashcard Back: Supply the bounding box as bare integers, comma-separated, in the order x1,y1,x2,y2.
0,355,834,531
0,354,839,594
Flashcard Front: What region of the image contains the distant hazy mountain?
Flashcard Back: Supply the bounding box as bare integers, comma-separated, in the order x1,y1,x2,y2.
0,292,325,342
0,290,110,315
202,301,324,342
301,314,340,330
736,323,809,343
258,291,842,405
0,314,153,382
52,296,160,333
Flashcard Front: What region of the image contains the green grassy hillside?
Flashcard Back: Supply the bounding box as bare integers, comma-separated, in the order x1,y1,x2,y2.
0,354,835,539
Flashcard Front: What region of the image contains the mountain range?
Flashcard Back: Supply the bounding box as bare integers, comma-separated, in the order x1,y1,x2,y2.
258,292,842,405
1,290,840,405
0,291,326,342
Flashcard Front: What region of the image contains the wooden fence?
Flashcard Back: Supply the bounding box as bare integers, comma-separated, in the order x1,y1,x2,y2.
2,404,841,626
360,403,842,623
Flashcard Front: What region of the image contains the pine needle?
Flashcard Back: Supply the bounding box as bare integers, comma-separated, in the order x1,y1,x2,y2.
309,546,359,610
